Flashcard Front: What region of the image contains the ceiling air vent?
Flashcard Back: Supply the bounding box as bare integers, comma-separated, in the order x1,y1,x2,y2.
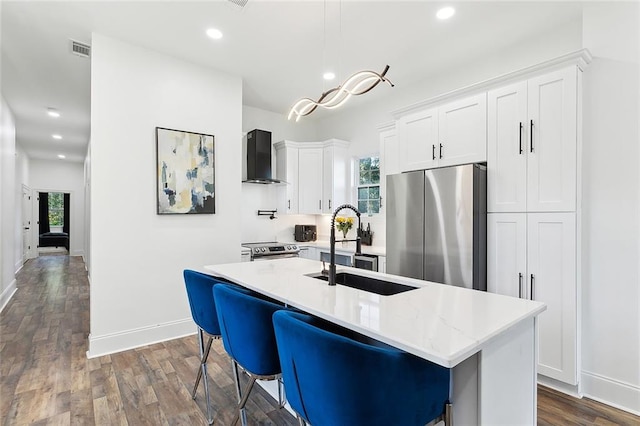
70,40,91,58
227,0,249,9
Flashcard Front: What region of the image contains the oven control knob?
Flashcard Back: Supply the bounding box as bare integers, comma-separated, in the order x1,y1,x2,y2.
292,245,297,250
261,247,267,252
253,248,260,253
286,245,291,250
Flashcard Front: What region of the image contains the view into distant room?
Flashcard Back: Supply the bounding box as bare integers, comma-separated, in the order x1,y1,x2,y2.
38,191,70,255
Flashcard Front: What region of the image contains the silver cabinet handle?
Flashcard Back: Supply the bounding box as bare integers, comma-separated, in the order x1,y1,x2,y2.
530,119,534,153
288,199,290,209
319,200,322,210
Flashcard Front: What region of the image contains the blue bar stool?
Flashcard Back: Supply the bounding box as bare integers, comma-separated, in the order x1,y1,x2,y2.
273,310,452,426
183,269,225,425
214,284,285,426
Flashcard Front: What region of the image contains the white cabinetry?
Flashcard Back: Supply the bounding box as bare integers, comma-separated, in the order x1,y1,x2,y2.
397,93,487,172
298,246,318,261
275,139,350,216
437,93,487,167
298,148,323,214
378,255,386,273
488,67,577,213
322,140,350,214
275,141,299,214
379,123,398,213
488,212,577,385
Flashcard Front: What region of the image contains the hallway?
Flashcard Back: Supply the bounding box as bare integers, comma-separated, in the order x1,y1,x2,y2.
0,256,295,425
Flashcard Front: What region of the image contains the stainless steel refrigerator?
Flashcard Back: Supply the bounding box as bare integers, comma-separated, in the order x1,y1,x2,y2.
386,163,487,290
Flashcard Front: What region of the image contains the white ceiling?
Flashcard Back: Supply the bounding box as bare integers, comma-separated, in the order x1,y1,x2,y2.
1,1,585,163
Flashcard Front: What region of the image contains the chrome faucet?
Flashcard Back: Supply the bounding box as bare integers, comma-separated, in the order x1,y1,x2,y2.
329,204,362,286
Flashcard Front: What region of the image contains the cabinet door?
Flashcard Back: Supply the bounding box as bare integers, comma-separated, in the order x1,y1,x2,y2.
275,144,299,214
438,93,487,167
322,143,348,214
298,148,323,214
527,67,577,212
397,108,438,172
488,82,528,212
378,256,386,273
487,213,527,298
380,127,398,214
528,212,577,385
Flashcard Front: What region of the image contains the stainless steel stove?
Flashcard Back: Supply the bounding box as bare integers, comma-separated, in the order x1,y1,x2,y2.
242,242,300,261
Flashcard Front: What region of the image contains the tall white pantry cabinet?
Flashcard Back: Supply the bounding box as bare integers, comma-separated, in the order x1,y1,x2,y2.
388,51,590,389
487,64,583,387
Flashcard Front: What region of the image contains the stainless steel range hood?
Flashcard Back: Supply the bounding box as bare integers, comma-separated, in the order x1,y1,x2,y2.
243,129,284,184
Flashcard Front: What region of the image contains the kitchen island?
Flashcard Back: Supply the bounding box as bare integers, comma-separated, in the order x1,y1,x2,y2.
204,258,546,425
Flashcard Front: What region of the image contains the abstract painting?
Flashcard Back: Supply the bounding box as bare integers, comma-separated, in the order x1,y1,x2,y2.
156,127,215,214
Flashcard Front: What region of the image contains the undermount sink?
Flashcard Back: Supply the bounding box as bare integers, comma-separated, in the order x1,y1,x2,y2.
308,272,417,296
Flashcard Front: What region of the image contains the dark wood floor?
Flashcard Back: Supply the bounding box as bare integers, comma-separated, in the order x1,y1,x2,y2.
1,255,638,425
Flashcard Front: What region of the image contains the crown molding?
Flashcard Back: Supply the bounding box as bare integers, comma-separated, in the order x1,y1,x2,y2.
392,49,593,119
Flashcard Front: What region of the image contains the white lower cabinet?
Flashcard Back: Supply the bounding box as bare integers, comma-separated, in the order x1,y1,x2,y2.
378,255,386,273
488,212,577,385
298,246,318,261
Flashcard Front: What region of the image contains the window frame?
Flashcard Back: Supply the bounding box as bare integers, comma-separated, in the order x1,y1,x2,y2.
355,156,381,216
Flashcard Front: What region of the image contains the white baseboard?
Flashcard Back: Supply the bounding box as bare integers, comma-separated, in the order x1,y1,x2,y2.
581,370,640,416
86,318,197,358
0,279,17,313
15,261,24,274
538,374,581,398
71,249,84,257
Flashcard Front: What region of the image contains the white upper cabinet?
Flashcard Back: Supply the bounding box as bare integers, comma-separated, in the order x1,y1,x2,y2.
275,139,350,215
488,82,528,212
527,68,577,212
397,93,487,172
379,124,398,213
397,108,438,172
275,141,299,214
322,140,349,214
488,67,577,212
298,148,323,214
437,93,487,167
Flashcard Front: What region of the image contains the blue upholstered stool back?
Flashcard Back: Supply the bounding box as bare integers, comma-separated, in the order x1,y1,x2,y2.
183,270,223,336
273,310,451,426
213,284,282,376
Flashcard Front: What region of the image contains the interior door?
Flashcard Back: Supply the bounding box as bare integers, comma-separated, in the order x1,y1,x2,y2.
22,185,32,261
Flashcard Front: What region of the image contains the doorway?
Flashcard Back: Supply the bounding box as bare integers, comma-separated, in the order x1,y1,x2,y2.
37,191,70,256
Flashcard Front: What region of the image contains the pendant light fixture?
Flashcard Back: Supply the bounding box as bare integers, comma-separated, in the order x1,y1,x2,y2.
288,1,394,121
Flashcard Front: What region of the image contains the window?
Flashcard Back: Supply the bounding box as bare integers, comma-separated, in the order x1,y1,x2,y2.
48,192,64,227
357,156,380,214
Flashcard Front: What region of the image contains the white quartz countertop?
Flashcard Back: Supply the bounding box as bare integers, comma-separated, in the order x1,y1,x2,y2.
294,240,386,256
204,258,545,368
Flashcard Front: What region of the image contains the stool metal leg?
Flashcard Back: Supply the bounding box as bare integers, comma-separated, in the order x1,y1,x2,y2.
193,328,214,424
232,375,257,426
444,402,453,426
231,360,248,426
277,377,286,409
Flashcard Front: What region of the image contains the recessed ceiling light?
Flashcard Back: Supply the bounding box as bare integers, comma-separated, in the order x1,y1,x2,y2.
57,154,66,159
47,108,60,118
323,72,336,81
52,134,63,140
206,28,223,40
436,6,455,20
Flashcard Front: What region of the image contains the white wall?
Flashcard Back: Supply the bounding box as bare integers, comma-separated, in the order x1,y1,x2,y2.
29,159,85,257
313,18,583,248
88,34,242,356
14,145,29,266
580,2,640,414
241,106,318,243
0,93,17,312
